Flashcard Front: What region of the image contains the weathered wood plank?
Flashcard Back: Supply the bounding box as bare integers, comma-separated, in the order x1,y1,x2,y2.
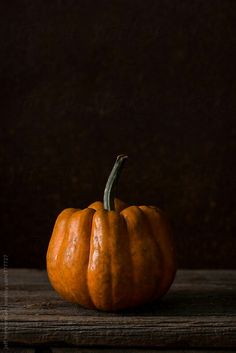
0,270,235,348
2,315,235,347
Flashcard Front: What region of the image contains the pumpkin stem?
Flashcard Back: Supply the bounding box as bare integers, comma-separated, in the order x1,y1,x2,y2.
103,154,128,211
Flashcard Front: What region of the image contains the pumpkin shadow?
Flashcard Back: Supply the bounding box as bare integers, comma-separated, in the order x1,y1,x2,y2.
115,296,176,316
112,290,235,317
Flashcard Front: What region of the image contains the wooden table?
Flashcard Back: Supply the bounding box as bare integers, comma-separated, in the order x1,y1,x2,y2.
0,269,236,352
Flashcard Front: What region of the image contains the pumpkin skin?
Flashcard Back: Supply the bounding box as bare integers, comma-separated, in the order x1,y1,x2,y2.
46,197,176,311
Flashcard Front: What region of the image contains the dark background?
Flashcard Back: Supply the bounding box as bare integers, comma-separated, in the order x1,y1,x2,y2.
1,0,235,269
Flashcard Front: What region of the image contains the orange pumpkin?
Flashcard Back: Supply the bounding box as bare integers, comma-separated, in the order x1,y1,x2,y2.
46,155,176,311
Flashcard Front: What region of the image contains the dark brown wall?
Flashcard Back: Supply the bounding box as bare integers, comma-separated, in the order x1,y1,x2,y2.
1,0,236,268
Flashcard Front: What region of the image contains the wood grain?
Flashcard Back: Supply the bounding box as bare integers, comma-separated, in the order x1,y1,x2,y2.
0,270,236,348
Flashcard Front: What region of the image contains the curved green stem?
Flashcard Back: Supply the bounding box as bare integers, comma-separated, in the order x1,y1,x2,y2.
103,154,128,211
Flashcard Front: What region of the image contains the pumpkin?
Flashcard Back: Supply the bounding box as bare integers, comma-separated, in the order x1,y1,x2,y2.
46,155,176,311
